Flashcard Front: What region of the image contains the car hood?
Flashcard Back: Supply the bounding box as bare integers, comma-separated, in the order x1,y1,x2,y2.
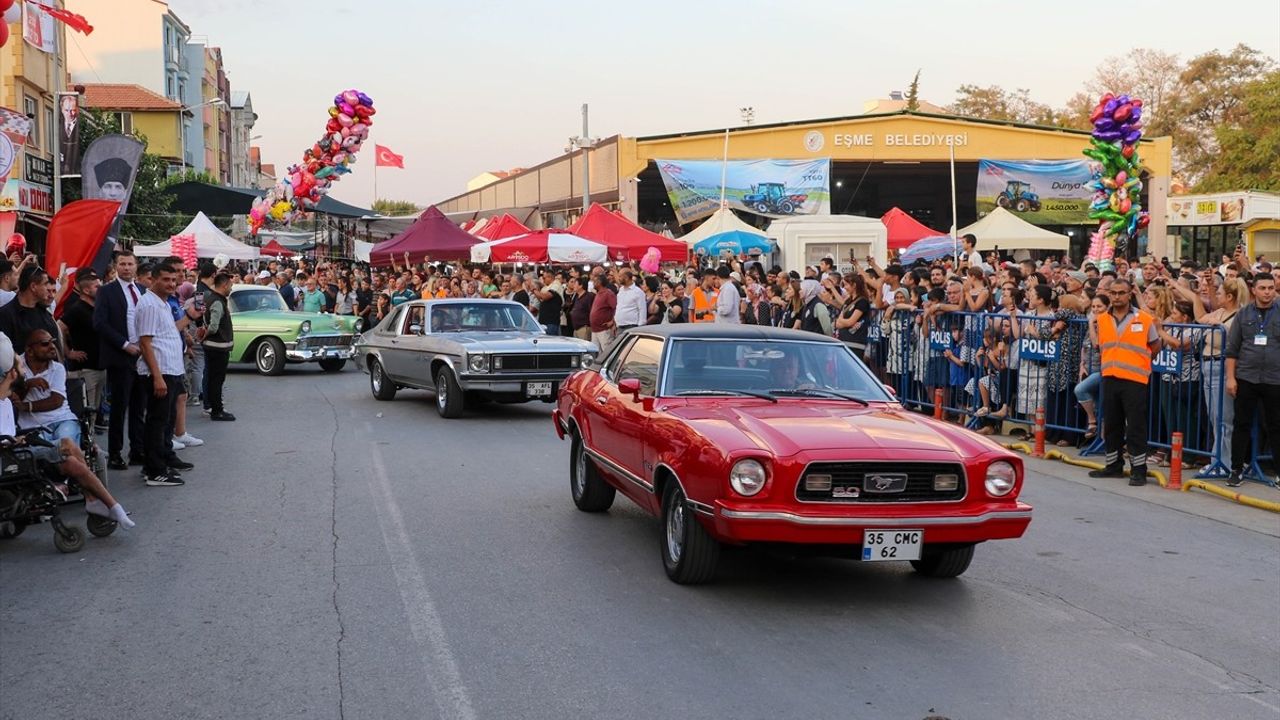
233,310,356,335
445,332,597,353
664,401,1000,458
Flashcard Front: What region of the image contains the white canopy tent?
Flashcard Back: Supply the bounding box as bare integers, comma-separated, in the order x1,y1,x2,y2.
136,212,260,259
353,240,375,263
958,207,1070,252
679,206,769,246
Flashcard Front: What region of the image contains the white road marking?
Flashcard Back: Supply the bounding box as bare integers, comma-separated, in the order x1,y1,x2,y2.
367,441,478,720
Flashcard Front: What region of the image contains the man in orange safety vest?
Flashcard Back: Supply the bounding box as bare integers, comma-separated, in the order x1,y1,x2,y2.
1089,278,1161,486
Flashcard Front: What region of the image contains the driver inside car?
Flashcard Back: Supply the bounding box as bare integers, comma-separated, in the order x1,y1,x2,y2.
0,364,134,529
770,349,818,390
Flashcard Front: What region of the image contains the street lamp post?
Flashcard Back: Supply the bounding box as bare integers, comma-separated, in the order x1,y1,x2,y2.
568,104,596,216
180,97,223,174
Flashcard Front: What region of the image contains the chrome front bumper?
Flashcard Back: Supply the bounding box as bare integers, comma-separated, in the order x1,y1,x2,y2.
285,342,355,362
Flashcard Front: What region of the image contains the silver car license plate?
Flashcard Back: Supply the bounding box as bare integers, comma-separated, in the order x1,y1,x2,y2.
526,381,552,397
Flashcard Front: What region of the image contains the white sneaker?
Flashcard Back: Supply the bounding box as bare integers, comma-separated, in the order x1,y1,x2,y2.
172,439,185,451
175,433,204,447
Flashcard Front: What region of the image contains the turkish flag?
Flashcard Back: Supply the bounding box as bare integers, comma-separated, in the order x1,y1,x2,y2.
45,199,121,317
375,144,405,168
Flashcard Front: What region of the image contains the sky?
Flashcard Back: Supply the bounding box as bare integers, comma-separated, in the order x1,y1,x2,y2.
172,0,1280,211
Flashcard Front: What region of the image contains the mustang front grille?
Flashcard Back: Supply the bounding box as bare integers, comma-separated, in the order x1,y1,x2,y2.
494,354,576,372
796,462,967,503
296,334,354,349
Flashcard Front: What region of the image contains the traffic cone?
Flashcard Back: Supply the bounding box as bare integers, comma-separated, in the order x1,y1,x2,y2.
1168,432,1183,490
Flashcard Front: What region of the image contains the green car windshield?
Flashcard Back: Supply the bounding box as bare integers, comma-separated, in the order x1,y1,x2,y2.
230,289,290,313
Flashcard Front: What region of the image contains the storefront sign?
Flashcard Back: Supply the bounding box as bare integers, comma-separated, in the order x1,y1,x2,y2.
1167,193,1246,225
655,158,830,224
1,179,54,216
24,154,53,186
976,159,1095,224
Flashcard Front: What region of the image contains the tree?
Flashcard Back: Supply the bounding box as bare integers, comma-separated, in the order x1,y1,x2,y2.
1087,48,1182,132
1195,71,1280,192
906,70,921,111
1161,44,1275,185
947,84,1055,125
372,199,420,216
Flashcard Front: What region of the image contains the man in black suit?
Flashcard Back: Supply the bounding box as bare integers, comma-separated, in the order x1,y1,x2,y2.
92,250,146,470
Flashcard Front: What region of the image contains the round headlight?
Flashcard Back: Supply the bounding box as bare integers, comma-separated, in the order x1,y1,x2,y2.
467,354,487,373
582,352,594,367
300,320,311,335
985,460,1017,497
729,459,767,497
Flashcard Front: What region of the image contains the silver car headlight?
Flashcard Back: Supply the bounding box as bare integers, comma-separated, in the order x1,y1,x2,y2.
729,459,767,497
467,354,488,373
300,320,311,335
985,461,1016,497
582,352,595,367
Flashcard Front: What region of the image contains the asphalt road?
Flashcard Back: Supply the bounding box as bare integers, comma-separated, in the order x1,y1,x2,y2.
2,366,1278,720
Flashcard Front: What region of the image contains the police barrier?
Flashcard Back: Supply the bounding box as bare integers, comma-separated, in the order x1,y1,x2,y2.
854,307,1262,483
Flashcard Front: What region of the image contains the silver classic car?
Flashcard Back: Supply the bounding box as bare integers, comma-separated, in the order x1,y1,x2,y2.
352,299,598,418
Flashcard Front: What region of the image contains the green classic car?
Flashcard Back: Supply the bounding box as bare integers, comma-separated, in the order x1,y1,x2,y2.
227,284,361,375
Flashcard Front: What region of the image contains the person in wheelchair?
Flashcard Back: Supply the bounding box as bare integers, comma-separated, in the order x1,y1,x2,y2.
1,357,134,529
15,329,80,447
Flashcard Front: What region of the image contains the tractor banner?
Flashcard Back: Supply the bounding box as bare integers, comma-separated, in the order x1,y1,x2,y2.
655,158,830,225
976,159,1096,225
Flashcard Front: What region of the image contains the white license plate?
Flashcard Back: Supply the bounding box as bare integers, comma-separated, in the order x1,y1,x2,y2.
526,382,552,397
862,529,923,562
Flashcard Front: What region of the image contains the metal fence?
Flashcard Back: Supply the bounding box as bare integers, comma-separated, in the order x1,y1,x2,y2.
853,308,1274,487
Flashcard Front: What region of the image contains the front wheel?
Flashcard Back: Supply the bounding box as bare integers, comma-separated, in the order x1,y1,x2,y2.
255,337,287,376
319,358,347,373
910,544,975,578
570,433,615,512
660,482,719,584
53,523,86,554
435,368,465,418
86,514,117,537
779,200,796,214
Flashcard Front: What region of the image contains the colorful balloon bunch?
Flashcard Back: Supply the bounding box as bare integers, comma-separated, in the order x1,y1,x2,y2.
249,89,375,235
1082,93,1150,270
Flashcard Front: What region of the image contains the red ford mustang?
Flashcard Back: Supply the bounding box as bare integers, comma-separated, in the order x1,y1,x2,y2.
553,324,1032,584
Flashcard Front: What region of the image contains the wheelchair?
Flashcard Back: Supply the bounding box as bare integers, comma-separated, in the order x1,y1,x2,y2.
0,377,115,553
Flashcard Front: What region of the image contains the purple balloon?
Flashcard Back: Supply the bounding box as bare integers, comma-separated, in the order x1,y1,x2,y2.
1130,106,1143,121
1124,129,1142,144
334,94,345,107
358,92,373,106
1103,99,1119,115
1095,118,1116,131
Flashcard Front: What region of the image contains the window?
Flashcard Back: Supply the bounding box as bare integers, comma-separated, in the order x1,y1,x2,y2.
23,96,38,148
112,112,133,134
614,337,664,396
402,306,425,335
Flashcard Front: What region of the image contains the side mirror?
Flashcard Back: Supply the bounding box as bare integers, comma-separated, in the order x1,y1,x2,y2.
618,377,642,401
882,383,897,398
409,324,423,335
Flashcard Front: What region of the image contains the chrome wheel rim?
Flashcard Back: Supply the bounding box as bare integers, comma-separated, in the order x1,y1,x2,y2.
258,343,276,371
574,444,587,496
436,374,448,409
666,495,684,563
371,363,383,393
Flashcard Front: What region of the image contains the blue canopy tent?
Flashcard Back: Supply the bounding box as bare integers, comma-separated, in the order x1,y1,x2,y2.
692,229,773,256
899,235,958,264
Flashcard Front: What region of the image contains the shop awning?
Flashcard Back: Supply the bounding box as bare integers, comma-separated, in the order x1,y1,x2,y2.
164,181,372,218
957,207,1070,252
881,207,943,252
470,231,608,264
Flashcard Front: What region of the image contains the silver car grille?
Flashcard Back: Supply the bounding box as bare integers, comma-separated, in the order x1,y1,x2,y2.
296,334,354,350
493,353,576,372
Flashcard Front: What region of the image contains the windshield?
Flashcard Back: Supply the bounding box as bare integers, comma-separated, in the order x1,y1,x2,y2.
230,288,289,313
663,339,892,401
429,303,541,333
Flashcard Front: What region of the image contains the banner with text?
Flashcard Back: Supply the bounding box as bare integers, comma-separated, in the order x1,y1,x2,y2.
976,159,1095,225
656,158,830,225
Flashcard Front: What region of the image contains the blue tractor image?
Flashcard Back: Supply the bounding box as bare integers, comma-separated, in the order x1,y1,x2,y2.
995,180,1042,213
741,182,807,215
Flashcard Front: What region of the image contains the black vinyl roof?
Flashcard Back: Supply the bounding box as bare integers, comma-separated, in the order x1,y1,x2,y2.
624,324,840,343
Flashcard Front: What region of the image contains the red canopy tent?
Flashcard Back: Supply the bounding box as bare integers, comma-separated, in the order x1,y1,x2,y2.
569,203,688,262
369,206,481,265
474,213,532,241
260,239,295,257
881,207,944,252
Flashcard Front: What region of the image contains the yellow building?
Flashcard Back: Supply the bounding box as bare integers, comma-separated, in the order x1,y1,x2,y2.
2,0,69,244
81,83,186,164
436,110,1174,259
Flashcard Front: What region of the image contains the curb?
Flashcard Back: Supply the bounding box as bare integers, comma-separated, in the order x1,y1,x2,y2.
1003,442,1280,515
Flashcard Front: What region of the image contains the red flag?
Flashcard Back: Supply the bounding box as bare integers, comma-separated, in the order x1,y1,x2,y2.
375,144,405,168
28,1,94,35
46,200,120,317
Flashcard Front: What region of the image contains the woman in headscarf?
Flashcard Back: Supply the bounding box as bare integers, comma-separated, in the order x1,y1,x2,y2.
798,279,832,335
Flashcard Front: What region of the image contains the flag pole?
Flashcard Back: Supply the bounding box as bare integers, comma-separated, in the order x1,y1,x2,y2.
719,127,729,208
949,139,958,259
374,163,379,208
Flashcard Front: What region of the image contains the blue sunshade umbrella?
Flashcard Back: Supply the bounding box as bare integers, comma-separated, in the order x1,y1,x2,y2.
692,230,773,256
899,235,958,265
